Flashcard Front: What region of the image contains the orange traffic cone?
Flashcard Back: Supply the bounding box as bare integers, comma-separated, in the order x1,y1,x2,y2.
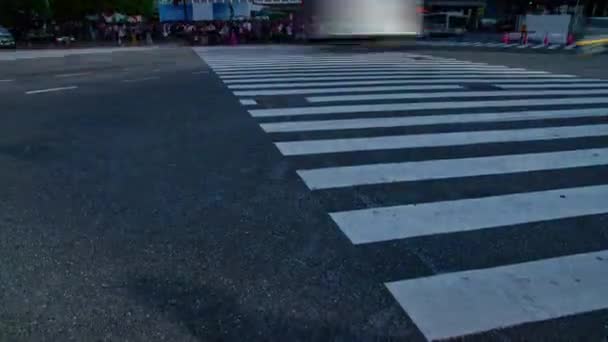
544,33,549,46
502,32,509,44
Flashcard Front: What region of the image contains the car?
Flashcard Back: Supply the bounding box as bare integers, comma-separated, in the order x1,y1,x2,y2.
0,26,16,49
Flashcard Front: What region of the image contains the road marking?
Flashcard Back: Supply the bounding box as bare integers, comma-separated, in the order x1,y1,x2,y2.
215,66,519,75
564,43,578,50
498,83,608,89
274,124,608,156
54,72,92,78
219,70,548,80
25,86,78,95
224,74,575,84
332,184,608,244
0,79,15,82
122,76,161,83
234,85,464,96
249,97,608,118
152,68,162,72
532,44,547,49
229,78,602,90
386,250,608,341
298,148,608,190
261,108,608,133
208,61,488,70
206,59,481,65
239,99,257,106
306,88,608,103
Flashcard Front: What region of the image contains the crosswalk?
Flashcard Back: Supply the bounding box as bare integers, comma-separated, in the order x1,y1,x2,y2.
416,40,579,51
194,46,608,341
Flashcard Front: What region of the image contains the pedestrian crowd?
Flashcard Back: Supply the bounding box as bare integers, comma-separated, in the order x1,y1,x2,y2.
161,19,304,45
15,18,304,47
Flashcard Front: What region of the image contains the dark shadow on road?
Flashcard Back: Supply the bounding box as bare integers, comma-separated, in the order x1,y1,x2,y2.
129,275,402,342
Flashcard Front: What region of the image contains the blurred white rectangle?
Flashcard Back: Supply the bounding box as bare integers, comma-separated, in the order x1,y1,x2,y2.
308,0,422,38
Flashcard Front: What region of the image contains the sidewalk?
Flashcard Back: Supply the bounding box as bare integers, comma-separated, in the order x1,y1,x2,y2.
0,45,168,61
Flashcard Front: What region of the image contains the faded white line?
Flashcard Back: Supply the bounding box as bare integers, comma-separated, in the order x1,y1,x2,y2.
230,78,601,90
498,83,608,89
387,250,608,341
122,76,161,83
215,66,518,75
298,148,608,190
239,99,257,106
25,86,78,95
219,70,548,80
274,124,608,156
234,84,464,96
250,97,608,118
260,108,608,133
54,72,92,78
224,74,575,84
208,61,488,70
0,79,15,82
306,88,608,103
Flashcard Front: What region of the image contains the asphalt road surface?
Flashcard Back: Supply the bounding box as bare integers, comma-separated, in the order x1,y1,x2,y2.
1,45,608,341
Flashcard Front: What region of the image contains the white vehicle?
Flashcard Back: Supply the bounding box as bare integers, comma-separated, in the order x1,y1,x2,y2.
303,0,422,40
423,12,468,36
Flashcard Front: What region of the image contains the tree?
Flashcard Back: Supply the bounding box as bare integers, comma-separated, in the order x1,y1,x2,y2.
49,0,154,19
0,0,51,27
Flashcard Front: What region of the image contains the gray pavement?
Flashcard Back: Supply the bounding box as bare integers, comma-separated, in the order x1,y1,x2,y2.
1,45,608,341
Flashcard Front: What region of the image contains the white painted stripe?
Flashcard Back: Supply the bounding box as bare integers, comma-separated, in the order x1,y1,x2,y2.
306,88,608,103
275,124,608,156
564,43,578,50
207,60,482,66
260,108,608,133
239,99,257,106
54,72,92,78
517,44,530,48
219,70,548,79
331,184,608,244
499,83,608,89
250,97,608,118
225,74,575,84
215,66,519,75
230,78,602,90
548,44,562,49
532,44,547,49
386,250,608,341
298,148,608,190
209,63,490,71
207,60,488,67
25,86,78,95
234,85,464,96
0,79,14,82
206,57,470,62
122,76,161,83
